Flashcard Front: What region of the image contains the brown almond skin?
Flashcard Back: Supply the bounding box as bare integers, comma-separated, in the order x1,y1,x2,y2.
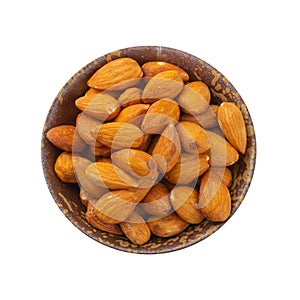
136,134,152,152
79,189,96,207
94,190,137,224
165,153,210,185
147,213,189,238
120,212,151,245
142,61,189,81
199,172,231,222
85,162,138,189
54,152,77,183
90,144,111,157
93,122,144,150
206,130,239,166
111,149,157,177
217,102,247,154
176,121,211,154
142,70,184,103
114,104,150,126
118,87,143,107
75,93,120,121
46,125,85,153
180,105,219,129
170,186,204,224
152,123,181,173
88,58,143,90
178,81,211,115
205,167,232,187
72,156,107,198
86,202,123,235
141,98,180,134
76,114,101,145
141,183,172,217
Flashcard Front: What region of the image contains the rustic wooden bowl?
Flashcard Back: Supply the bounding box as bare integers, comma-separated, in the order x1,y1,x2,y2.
41,46,256,254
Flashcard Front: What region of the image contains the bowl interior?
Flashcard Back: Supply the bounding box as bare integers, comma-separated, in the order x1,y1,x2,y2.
41,46,256,254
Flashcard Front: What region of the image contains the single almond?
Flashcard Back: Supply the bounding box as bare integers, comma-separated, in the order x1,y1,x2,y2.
72,156,107,198
114,103,150,126
199,172,231,222
165,153,210,184
93,122,144,149
178,81,211,115
142,70,183,103
88,58,143,90
176,121,210,154
120,212,151,245
118,87,143,107
206,130,239,166
76,114,101,145
141,183,171,217
152,123,181,173
94,190,137,224
85,162,138,189
75,93,120,121
147,213,189,238
170,186,204,224
180,105,219,129
141,98,180,134
86,202,123,235
54,152,77,183
206,167,232,187
46,125,85,153
111,149,157,178
142,61,189,81
217,102,247,153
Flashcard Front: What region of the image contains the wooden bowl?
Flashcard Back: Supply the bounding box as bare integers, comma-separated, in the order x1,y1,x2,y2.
41,46,256,254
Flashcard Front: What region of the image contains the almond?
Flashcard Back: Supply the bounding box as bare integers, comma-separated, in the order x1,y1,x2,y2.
76,114,101,145
217,102,247,153
152,123,181,173
46,125,85,153
147,213,189,238
206,167,232,187
180,104,219,129
141,183,171,217
165,153,209,184
118,87,143,107
178,81,211,115
79,189,96,207
206,130,239,166
94,190,137,224
142,70,184,103
54,152,77,183
120,212,151,245
88,58,143,90
142,61,189,81
141,98,180,134
136,134,152,152
176,121,210,154
170,186,204,224
86,202,123,235
199,172,231,222
72,156,107,198
90,143,111,157
111,149,157,178
93,122,144,149
114,104,150,126
85,162,138,189
75,93,120,121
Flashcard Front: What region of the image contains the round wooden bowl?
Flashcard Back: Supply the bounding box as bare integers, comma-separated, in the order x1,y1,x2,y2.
41,46,256,254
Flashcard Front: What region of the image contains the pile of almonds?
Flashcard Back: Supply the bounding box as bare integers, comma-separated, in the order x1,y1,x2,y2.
46,57,247,246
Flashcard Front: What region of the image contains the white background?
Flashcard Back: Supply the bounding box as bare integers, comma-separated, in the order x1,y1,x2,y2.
1,0,299,299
